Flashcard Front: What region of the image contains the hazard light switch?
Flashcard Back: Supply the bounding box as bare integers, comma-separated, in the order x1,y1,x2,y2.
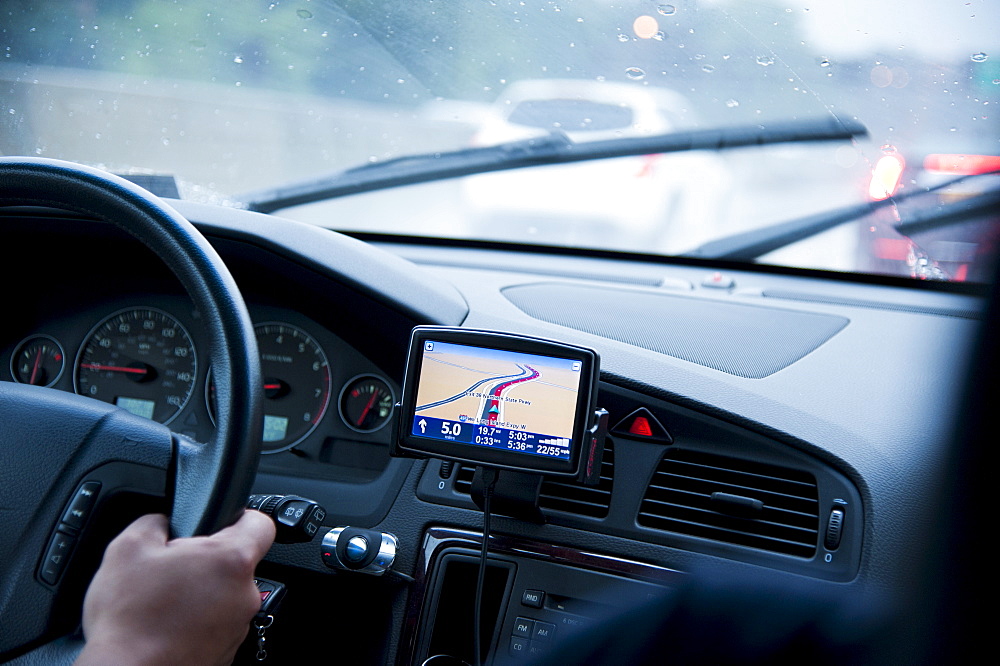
611,408,673,443
629,416,654,437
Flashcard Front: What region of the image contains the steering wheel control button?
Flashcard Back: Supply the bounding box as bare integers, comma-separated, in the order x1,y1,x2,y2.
247,494,326,543
39,531,76,585
321,526,398,576
521,589,544,608
60,481,102,529
825,507,845,550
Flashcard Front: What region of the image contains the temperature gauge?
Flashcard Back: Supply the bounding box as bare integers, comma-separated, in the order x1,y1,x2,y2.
11,335,66,387
339,375,394,433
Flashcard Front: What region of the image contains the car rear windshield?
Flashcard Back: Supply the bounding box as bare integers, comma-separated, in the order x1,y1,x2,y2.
507,99,635,132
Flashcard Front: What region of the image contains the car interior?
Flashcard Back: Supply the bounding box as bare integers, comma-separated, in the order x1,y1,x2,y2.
0,1,995,664
0,158,992,664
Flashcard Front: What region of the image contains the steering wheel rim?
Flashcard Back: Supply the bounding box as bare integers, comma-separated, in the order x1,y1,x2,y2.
0,157,263,657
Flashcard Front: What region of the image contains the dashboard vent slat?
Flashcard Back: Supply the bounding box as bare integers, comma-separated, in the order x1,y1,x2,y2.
639,449,819,558
454,442,614,519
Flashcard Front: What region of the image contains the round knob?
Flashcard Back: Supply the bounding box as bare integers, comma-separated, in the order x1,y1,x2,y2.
345,535,369,562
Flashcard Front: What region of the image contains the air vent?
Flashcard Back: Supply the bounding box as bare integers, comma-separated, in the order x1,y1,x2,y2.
638,449,819,558
455,441,614,519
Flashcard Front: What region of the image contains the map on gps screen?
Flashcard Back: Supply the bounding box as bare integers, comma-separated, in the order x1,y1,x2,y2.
411,340,583,459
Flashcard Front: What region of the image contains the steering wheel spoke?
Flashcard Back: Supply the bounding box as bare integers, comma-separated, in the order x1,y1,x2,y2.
0,157,263,659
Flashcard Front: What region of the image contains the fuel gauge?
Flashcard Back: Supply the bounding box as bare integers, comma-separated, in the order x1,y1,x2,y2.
11,335,66,387
339,375,394,433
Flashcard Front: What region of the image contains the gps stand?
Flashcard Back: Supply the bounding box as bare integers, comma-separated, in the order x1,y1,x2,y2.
470,467,546,524
392,326,607,666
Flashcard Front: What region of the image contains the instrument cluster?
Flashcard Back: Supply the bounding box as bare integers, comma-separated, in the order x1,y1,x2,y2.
5,301,397,454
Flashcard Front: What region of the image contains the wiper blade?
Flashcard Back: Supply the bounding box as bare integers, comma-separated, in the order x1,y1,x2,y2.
894,186,1000,236
240,116,866,213
684,170,999,261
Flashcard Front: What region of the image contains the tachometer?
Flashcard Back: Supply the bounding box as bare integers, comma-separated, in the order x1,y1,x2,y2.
207,322,332,453
75,308,197,425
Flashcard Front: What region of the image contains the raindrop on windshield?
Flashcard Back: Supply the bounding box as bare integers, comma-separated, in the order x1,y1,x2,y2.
617,33,630,42
970,52,988,63
657,4,676,15
702,65,715,73
819,57,831,67
296,9,313,19
725,99,739,108
880,144,897,154
233,55,244,64
756,55,774,66
625,67,646,80
653,31,666,41
189,39,206,51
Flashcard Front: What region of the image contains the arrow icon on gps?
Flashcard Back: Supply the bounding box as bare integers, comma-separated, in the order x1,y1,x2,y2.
418,419,427,434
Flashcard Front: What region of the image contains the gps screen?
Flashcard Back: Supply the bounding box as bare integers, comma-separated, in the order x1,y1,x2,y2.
410,340,584,463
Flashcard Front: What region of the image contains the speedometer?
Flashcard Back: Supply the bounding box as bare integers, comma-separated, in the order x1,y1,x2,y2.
75,307,197,425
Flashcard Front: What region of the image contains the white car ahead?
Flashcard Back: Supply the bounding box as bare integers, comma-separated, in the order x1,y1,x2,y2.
461,79,732,253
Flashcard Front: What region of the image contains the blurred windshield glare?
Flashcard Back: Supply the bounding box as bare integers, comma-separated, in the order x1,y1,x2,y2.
2,0,997,279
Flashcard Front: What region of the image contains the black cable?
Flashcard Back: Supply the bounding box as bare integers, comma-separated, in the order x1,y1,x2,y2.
473,467,498,666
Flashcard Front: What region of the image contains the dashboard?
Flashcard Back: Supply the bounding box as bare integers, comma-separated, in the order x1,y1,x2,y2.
0,198,988,664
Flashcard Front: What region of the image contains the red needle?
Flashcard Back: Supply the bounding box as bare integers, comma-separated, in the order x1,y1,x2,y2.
29,348,42,385
264,383,282,390
357,389,380,426
80,363,148,375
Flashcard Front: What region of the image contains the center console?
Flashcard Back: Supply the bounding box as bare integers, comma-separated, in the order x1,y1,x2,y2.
403,527,683,666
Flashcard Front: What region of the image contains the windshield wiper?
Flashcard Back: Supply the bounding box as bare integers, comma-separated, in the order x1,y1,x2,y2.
240,116,866,213
684,170,1000,261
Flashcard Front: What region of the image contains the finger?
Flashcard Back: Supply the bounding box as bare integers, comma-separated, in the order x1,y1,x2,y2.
213,509,276,561
119,513,171,545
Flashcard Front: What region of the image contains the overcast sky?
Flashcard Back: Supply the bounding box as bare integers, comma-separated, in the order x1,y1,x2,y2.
746,0,999,61
700,0,1000,59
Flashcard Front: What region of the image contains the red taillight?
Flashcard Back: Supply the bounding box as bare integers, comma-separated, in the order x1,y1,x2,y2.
869,154,906,200
923,154,1000,175
634,153,660,178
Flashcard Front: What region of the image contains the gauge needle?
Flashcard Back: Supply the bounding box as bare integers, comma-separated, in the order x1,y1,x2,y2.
29,348,42,385
80,363,149,376
357,389,380,427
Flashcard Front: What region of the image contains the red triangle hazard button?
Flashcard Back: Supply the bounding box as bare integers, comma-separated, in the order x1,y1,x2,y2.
611,408,672,443
629,416,654,437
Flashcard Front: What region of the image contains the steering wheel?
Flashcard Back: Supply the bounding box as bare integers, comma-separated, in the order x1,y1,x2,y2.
0,157,263,660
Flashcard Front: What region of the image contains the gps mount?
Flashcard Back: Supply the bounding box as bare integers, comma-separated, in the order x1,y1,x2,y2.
470,467,546,524
392,325,609,523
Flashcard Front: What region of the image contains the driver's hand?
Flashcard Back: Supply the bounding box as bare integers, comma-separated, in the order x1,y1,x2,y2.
76,510,276,666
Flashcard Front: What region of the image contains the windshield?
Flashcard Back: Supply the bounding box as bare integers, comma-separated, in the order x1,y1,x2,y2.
3,1,998,281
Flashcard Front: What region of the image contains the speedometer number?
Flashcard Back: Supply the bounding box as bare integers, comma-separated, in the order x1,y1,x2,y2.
75,308,197,425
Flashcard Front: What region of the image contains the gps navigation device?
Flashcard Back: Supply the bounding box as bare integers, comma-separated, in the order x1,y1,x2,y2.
395,327,601,477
